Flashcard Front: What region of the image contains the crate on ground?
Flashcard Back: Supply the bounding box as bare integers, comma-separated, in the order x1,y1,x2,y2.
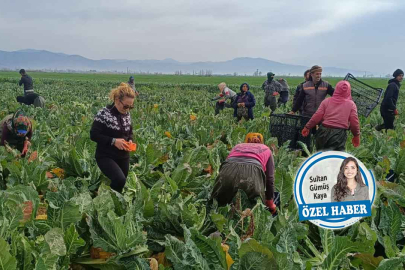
344,73,383,117
269,113,311,150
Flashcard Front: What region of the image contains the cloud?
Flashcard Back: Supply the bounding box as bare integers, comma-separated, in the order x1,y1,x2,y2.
0,0,404,73
285,0,396,37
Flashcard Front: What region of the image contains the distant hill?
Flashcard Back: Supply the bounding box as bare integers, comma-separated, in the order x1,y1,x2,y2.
0,49,369,76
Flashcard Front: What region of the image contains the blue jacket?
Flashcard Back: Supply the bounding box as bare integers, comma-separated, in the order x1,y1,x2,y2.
232,91,256,119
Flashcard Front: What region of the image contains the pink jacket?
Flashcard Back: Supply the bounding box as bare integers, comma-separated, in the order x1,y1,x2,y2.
227,143,271,171
305,81,360,136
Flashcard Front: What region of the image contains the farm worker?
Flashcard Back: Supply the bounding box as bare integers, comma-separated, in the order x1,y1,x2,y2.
232,83,256,121
301,80,360,151
292,69,311,114
262,72,282,112
376,69,403,131
0,110,33,157
90,83,136,193
127,76,139,96
289,65,334,118
331,157,369,202
277,78,290,107
16,69,45,107
18,69,34,96
211,133,277,214
211,82,237,115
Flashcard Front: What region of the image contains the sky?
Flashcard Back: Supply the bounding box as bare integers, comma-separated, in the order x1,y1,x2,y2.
1,0,404,75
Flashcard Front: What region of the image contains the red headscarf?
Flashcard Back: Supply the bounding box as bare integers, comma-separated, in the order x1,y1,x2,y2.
331,80,352,103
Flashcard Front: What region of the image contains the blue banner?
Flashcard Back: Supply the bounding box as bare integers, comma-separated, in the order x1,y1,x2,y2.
298,200,371,221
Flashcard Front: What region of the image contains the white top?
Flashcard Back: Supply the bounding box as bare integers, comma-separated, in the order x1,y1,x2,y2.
223,87,236,98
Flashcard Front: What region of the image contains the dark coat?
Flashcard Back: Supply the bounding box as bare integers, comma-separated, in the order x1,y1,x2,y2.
380,79,401,113
292,79,334,117
90,104,133,159
232,91,256,119
19,75,33,93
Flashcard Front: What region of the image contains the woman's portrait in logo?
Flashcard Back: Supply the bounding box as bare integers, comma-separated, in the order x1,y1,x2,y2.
331,157,369,202
294,151,376,230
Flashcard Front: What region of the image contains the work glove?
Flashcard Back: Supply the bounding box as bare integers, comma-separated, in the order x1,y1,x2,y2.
272,92,279,96
394,109,399,115
352,135,360,147
301,127,310,137
265,200,277,214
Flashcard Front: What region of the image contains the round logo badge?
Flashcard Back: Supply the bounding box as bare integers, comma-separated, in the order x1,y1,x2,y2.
294,151,376,230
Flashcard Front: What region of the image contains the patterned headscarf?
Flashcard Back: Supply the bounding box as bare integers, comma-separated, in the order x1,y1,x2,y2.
244,133,264,144
7,110,31,135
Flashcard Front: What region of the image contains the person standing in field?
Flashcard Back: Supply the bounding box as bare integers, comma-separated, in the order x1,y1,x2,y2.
262,72,282,112
277,78,290,107
212,82,237,115
289,65,334,118
18,69,34,96
376,69,403,131
0,110,33,157
233,83,256,121
127,76,139,96
90,83,135,193
301,81,360,151
293,69,311,114
211,133,277,214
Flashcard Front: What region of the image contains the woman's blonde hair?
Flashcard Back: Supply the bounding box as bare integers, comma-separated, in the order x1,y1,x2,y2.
218,82,226,91
109,83,135,101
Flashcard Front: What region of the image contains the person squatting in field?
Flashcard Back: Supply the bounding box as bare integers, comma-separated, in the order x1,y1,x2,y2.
262,72,282,112
289,65,335,126
301,80,360,151
17,69,46,108
293,69,311,114
376,69,403,131
0,110,33,157
90,83,136,193
232,83,256,121
211,82,237,115
211,133,277,214
276,78,290,107
331,157,369,202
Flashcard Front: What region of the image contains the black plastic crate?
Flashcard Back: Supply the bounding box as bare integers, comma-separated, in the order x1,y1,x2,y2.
269,114,311,150
344,73,383,117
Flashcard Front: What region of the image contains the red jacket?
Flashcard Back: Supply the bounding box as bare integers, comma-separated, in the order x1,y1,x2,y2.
305,81,360,136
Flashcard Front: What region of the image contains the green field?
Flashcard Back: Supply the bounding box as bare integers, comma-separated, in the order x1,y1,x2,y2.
0,71,391,89
0,75,404,269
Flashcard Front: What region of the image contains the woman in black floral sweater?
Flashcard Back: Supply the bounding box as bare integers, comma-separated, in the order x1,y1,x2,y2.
90,83,135,192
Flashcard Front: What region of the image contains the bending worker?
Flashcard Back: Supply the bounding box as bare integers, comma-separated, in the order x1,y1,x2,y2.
212,82,236,115
211,133,277,214
0,110,33,157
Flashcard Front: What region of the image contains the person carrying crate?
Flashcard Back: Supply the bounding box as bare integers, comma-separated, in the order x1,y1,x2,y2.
289,65,334,118
376,69,403,131
262,72,282,112
211,82,237,115
211,133,277,214
301,80,360,151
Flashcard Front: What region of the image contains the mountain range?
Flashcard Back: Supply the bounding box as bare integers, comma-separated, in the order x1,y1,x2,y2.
0,49,370,76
